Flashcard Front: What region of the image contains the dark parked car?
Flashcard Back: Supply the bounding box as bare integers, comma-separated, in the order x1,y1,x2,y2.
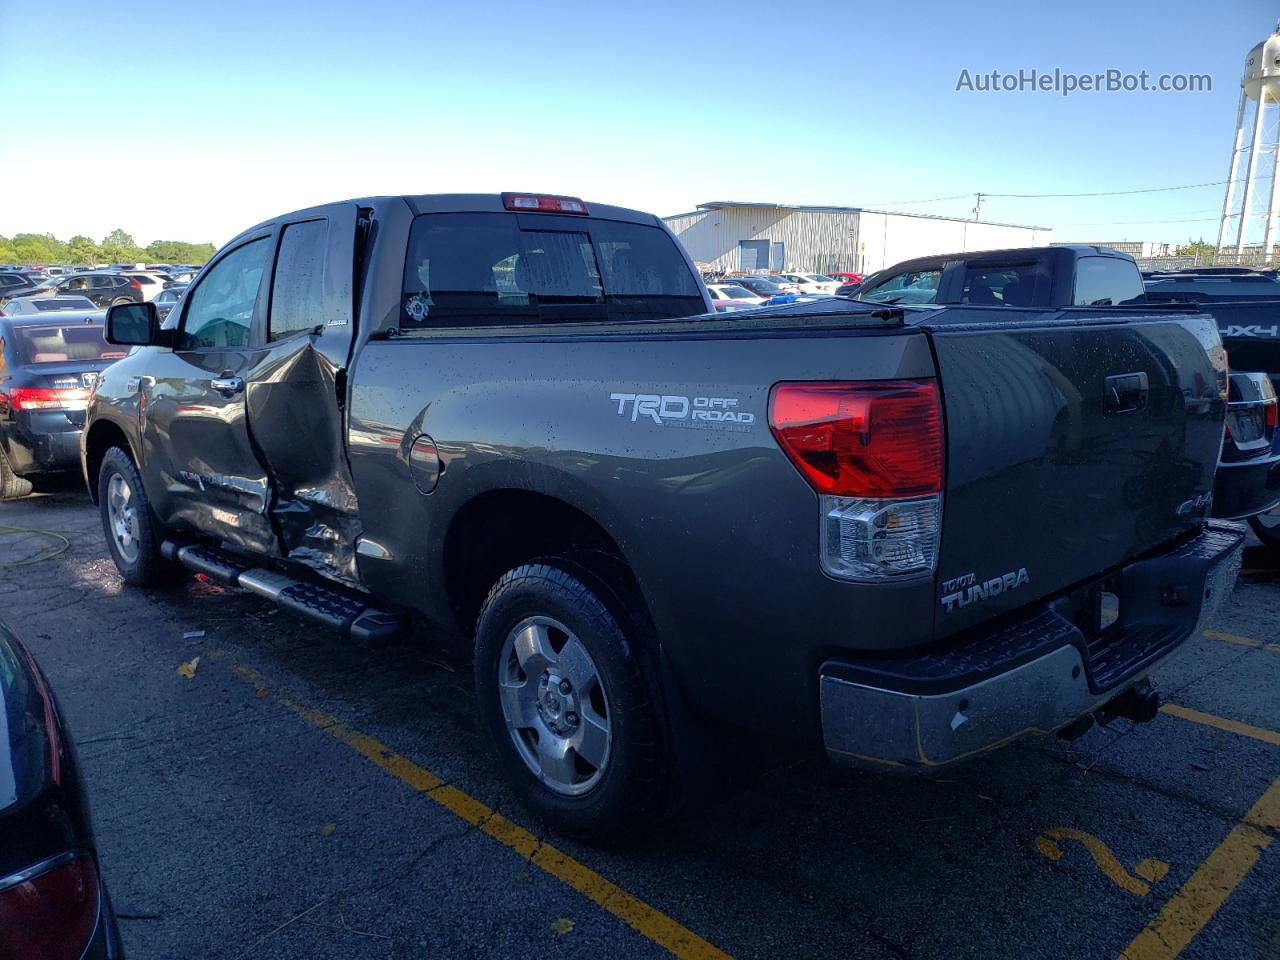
1142,268,1280,549
0,272,47,306
153,285,187,322
2,296,100,316
36,274,143,309
0,617,125,958
0,312,128,498
0,272,34,298
729,275,791,299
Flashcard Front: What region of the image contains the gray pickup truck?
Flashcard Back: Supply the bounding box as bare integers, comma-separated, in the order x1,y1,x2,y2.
83,195,1242,839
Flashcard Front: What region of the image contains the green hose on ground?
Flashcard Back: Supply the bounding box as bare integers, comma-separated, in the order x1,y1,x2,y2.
0,523,72,567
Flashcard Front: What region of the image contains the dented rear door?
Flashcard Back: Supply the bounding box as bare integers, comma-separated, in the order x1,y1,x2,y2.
243,204,364,584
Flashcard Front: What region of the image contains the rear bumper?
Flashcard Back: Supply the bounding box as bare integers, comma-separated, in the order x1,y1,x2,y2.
1213,451,1280,520
4,425,82,475
819,521,1244,770
3,411,85,475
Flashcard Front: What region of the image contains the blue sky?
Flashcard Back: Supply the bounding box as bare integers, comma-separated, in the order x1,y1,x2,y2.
0,0,1272,246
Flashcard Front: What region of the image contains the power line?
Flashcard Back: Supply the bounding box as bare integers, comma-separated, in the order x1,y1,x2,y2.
861,193,972,206
866,179,1239,207
988,179,1234,199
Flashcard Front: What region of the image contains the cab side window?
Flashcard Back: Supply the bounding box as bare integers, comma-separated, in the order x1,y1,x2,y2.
178,238,271,350
269,219,330,341
1074,257,1144,307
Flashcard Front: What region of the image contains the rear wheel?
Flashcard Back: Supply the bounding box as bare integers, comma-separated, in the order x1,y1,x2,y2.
97,447,171,585
110,297,132,307
474,560,665,841
0,448,32,500
1248,504,1280,558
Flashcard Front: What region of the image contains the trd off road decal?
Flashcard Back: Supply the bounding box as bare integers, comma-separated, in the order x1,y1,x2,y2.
609,392,756,431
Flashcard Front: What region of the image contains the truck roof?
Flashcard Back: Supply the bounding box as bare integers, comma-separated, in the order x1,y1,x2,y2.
227,194,664,248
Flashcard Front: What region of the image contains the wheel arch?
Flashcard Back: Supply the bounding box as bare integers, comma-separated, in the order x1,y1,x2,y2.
83,417,138,504
442,487,653,645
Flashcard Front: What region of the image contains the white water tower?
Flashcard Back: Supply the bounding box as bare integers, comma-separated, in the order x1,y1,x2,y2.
1217,25,1280,258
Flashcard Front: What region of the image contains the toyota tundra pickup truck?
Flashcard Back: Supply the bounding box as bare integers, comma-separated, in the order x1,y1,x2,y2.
83,197,1243,839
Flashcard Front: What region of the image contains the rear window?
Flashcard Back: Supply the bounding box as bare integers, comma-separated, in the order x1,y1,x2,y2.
30,298,95,312
11,323,123,364
401,213,704,328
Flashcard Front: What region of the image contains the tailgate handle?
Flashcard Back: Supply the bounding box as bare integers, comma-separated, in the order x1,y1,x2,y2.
1105,372,1148,413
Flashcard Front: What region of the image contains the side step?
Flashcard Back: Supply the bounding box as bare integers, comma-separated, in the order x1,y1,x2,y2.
161,542,406,644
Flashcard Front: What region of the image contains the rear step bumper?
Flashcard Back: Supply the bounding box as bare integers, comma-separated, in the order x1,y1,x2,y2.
819,521,1244,770
161,542,406,644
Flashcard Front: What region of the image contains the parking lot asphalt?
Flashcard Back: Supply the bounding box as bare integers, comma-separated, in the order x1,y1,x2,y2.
2,477,1278,960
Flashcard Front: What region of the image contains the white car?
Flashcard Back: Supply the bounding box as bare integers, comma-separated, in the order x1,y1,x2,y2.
122,272,170,302
775,273,840,295
706,283,766,306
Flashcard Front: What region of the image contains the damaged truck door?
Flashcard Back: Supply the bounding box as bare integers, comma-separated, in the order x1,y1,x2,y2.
243,208,363,584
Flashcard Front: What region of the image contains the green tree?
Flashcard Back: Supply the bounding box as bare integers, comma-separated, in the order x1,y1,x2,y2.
66,235,100,266
1176,238,1218,260
144,239,216,265
99,228,140,264
11,233,66,264
0,236,16,265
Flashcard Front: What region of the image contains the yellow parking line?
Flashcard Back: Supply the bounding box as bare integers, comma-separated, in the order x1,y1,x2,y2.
1119,775,1280,960
1160,704,1280,748
1202,630,1280,654
232,666,731,960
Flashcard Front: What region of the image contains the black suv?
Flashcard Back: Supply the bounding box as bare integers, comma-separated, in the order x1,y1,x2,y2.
44,273,143,308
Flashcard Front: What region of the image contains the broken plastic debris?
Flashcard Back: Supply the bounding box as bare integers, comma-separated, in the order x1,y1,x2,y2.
176,657,201,678
183,630,205,640
321,822,336,836
550,918,575,935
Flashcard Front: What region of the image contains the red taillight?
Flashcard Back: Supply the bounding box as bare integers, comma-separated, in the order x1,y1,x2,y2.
769,380,943,497
130,279,142,289
7,387,90,411
0,856,99,960
1267,399,1278,430
501,192,589,215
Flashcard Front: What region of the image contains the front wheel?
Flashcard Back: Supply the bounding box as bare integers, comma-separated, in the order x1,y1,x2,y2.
474,560,665,841
97,447,172,585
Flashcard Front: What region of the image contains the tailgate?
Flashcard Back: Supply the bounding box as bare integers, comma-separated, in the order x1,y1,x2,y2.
926,312,1226,635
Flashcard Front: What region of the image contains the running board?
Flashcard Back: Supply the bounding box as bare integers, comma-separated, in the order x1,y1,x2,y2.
161,541,406,644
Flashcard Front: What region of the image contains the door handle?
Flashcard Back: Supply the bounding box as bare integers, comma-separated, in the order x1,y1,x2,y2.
1105,372,1148,413
211,376,245,397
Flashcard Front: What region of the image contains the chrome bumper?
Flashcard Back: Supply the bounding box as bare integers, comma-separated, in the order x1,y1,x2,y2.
820,522,1244,770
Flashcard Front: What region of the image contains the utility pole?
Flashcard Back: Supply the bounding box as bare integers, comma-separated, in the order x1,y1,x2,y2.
973,192,985,221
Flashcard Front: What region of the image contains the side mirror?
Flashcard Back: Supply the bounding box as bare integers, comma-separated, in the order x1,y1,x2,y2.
105,301,163,347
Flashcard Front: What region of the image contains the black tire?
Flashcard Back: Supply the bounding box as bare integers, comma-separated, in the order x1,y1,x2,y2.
97,446,172,586
0,448,32,500
110,297,132,307
1249,508,1280,557
474,559,665,841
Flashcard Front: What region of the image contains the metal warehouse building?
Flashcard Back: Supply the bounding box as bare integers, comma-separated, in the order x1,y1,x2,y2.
663,202,1053,276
